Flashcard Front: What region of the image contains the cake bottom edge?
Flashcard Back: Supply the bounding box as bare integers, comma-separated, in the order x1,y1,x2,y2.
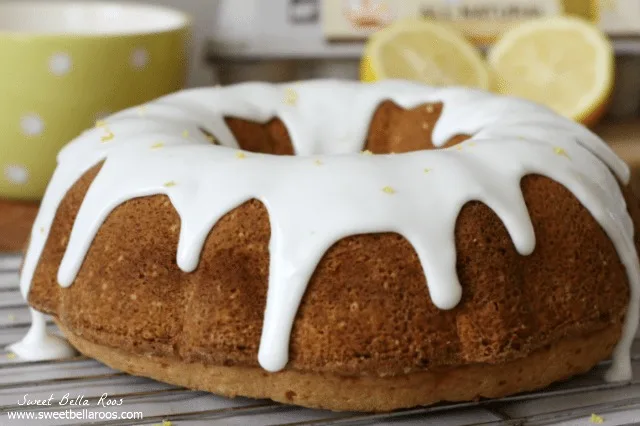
55,320,619,412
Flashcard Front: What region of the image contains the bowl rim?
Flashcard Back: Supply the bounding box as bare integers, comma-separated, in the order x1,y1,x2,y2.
0,1,191,37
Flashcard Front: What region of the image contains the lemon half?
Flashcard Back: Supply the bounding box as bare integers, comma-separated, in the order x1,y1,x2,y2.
488,16,614,126
362,19,491,90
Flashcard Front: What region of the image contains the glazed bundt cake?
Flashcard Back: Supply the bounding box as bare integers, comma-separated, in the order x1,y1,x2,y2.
12,80,640,411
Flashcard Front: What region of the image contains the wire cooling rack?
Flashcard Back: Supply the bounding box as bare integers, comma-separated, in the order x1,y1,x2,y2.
1,253,640,426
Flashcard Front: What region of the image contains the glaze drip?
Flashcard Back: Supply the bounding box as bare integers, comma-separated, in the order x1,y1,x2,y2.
14,80,638,379
8,309,77,360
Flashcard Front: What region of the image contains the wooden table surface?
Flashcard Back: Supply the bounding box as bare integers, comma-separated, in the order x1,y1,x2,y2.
1,120,639,252
0,199,38,252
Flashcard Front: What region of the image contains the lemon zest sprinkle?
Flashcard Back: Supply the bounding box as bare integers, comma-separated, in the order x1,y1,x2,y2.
100,130,114,142
424,168,431,174
6,352,16,359
382,186,396,194
95,120,108,128
163,181,177,188
236,151,247,159
284,88,298,106
554,147,570,158
182,130,190,139
590,413,604,424
314,159,323,166
361,150,373,155
151,143,164,150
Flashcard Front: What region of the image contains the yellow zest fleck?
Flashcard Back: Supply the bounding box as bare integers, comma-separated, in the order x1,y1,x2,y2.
39,227,45,234
100,130,114,143
95,120,108,128
554,147,570,158
284,88,298,106
425,105,435,113
361,150,373,155
421,122,430,130
424,168,431,174
6,352,16,359
236,151,246,159
137,105,148,116
468,142,476,147
163,181,177,188
182,130,190,139
150,142,164,150
590,413,604,424
153,421,173,426
456,145,463,151
8,313,15,321
382,186,396,194
314,159,323,166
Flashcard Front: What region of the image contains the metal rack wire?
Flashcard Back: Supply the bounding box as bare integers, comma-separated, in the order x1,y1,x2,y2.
1,253,639,426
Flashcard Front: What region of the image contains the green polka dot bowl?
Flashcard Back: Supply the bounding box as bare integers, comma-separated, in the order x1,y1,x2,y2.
0,2,190,200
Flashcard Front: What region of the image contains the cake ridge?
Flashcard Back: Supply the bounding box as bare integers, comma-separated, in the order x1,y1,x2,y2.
12,80,638,381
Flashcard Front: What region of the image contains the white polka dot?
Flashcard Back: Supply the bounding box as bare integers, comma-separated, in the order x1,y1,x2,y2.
4,165,29,185
131,48,149,69
49,52,72,75
20,114,44,136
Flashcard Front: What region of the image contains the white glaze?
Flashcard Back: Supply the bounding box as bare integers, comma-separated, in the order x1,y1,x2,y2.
15,80,638,380
8,309,77,360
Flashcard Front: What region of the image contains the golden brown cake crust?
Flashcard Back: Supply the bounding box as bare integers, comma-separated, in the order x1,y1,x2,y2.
58,320,620,411
27,101,639,408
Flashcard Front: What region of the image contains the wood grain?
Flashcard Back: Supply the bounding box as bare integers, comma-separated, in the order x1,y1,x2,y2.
0,200,38,253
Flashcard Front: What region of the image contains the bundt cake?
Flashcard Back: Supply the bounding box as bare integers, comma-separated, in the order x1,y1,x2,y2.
11,80,640,412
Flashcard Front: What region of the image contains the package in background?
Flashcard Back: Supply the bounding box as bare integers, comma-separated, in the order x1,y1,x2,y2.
322,0,595,43
597,0,640,36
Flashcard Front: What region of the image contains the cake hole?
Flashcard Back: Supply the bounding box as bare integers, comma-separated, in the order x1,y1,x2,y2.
224,117,295,155
364,101,472,153
221,101,472,156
